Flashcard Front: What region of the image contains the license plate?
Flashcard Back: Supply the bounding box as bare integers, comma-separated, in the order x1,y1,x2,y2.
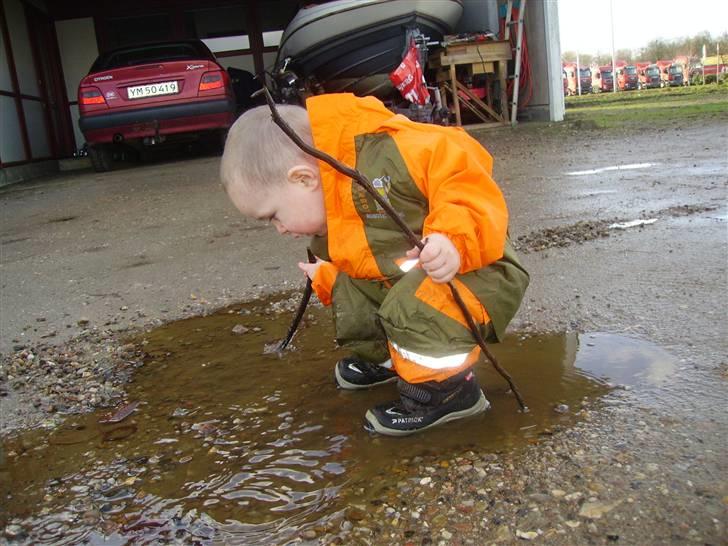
127,81,179,99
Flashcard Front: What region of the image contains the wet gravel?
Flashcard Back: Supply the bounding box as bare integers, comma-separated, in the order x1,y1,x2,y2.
2,117,727,544
0,296,306,437
0,329,141,436
322,396,724,545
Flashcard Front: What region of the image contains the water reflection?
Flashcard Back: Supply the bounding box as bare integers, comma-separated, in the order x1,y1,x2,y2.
565,162,657,176
0,298,677,544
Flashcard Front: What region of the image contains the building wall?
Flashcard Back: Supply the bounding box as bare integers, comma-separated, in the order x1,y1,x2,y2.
524,0,564,121
1,0,42,165
0,0,66,184
2,0,565,185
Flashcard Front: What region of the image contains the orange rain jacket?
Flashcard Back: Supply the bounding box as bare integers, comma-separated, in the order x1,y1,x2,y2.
308,93,508,299
305,94,527,382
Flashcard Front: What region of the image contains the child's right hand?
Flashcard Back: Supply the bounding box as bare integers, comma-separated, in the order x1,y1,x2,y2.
406,233,461,284
298,258,325,281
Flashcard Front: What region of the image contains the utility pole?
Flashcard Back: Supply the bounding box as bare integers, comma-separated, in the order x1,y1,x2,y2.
576,51,582,95
610,0,617,93
718,43,722,84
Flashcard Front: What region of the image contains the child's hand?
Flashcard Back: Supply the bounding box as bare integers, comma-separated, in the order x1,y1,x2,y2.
406,233,460,284
298,258,325,281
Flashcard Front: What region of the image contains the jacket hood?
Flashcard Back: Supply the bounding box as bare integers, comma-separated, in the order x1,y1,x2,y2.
306,93,396,171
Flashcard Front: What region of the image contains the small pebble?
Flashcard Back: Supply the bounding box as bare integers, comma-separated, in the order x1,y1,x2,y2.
231,324,249,335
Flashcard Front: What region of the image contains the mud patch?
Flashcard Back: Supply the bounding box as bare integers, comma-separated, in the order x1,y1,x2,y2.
0,236,30,245
83,245,110,254
657,204,719,217
515,203,720,253
47,215,77,224
120,255,154,269
515,220,612,253
568,119,602,131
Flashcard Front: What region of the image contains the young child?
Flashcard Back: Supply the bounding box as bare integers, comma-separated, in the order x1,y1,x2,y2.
220,93,529,436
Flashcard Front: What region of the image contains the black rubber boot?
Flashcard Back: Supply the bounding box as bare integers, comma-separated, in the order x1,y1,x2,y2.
334,357,397,390
364,369,489,436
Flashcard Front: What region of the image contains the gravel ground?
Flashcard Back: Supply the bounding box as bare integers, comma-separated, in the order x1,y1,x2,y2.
1,116,727,544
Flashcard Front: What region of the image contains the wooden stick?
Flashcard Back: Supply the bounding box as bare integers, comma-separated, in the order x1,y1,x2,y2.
276,248,316,352
254,87,527,411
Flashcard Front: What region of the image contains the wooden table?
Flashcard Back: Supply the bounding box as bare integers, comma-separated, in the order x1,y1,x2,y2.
428,40,512,127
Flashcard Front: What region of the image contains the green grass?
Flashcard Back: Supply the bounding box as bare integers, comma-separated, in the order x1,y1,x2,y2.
563,82,728,128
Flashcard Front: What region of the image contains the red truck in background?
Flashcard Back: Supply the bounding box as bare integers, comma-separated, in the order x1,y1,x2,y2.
614,62,639,90
673,55,692,84
697,59,728,78
590,64,614,92
563,62,592,95
636,62,661,89
656,60,684,86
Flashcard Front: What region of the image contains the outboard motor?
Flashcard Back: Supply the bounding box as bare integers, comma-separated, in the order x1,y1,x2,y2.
277,70,303,104
227,68,264,113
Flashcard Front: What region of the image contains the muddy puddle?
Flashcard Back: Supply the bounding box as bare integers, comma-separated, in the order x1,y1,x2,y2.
0,295,677,544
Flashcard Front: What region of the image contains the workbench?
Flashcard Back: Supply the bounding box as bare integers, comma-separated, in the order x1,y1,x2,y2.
428,40,512,127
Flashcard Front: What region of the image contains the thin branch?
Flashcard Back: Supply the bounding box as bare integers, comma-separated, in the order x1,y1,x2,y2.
276,248,316,352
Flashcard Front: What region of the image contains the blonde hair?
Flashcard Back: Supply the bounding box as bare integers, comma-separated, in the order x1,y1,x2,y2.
220,104,316,191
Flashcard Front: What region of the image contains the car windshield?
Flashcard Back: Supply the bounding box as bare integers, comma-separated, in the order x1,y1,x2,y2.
647,67,659,76
669,66,682,74
602,71,612,78
91,42,213,72
579,68,591,77
625,66,637,74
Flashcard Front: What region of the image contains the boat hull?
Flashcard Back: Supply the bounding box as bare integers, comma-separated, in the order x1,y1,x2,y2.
275,0,463,98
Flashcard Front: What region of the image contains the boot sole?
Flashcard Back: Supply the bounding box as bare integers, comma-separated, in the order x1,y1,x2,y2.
335,364,398,390
363,391,490,436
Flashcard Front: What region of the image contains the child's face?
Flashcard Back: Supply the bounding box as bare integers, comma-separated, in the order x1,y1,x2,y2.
227,165,327,238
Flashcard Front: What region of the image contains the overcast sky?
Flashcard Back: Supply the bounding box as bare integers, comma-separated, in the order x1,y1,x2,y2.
558,0,728,54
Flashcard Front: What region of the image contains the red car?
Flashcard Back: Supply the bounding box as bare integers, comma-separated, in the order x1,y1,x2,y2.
78,40,236,171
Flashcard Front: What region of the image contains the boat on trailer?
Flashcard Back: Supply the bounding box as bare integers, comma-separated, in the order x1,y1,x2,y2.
273,0,463,101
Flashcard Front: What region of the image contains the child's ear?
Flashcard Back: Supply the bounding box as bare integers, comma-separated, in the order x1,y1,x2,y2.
287,164,320,190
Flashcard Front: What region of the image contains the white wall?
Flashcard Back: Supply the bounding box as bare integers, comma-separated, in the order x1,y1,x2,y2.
218,54,256,74
4,0,39,97
55,17,98,149
217,51,277,75
524,0,564,122
23,99,51,157
0,15,15,162
1,0,50,163
543,0,564,121
0,96,25,163
0,22,12,92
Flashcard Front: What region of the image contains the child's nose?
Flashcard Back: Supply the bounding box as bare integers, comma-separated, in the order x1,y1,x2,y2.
272,220,286,234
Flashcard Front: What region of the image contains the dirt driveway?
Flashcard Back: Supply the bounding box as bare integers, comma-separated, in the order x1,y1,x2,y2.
1,112,726,544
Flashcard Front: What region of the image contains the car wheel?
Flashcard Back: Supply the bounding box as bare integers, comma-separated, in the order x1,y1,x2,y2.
217,128,228,151
88,144,113,172
203,129,227,154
